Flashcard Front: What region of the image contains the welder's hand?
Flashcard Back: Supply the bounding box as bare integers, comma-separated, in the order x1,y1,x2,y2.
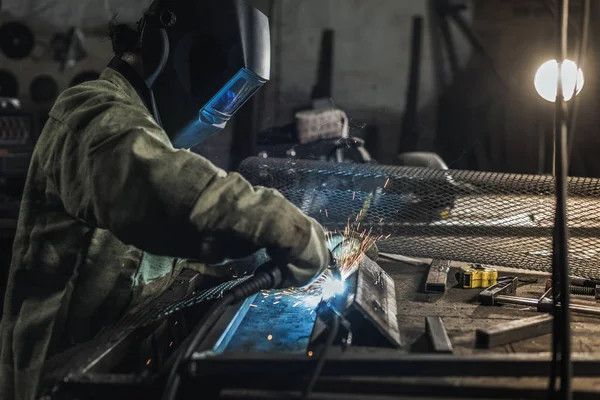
267,219,330,288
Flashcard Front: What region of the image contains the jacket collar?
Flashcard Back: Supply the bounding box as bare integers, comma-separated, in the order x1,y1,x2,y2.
105,57,153,113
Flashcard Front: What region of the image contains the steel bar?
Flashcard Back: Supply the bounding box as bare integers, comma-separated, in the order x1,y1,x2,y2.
424,260,450,294
494,295,539,307
188,352,600,378
475,315,553,349
219,391,467,400
217,379,600,400
493,295,600,317
425,317,453,353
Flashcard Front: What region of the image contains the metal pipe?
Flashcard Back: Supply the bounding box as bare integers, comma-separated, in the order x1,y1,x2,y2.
494,295,539,307
553,0,573,398
494,295,600,317
189,352,600,378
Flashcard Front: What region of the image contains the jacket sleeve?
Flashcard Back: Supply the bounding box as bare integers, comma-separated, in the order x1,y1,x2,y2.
51,101,315,264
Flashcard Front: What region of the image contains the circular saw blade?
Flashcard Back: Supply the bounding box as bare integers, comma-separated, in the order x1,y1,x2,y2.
30,75,59,103
0,21,35,60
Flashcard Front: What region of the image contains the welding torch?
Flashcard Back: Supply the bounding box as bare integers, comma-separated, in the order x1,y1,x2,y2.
327,252,342,281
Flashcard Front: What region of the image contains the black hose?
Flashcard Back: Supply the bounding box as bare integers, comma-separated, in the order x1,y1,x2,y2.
551,1,573,399
302,314,340,400
162,262,283,400
549,230,560,397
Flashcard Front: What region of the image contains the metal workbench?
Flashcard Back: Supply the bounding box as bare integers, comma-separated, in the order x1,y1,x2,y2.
48,258,600,399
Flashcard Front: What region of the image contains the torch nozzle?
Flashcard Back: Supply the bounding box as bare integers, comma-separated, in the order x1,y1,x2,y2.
327,251,342,281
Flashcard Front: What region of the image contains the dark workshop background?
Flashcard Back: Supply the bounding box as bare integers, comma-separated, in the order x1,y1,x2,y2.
1,0,600,308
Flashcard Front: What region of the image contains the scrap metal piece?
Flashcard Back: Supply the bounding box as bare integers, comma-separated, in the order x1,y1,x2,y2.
425,317,453,353
424,259,450,294
475,315,553,349
478,277,518,305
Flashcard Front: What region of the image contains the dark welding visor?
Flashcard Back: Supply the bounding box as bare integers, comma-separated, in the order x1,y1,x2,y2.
169,0,270,148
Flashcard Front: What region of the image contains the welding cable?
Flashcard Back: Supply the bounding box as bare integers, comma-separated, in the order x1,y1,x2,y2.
549,0,573,399
302,314,340,400
161,262,283,400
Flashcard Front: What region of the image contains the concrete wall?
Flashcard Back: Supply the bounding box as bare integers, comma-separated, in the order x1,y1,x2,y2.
258,0,472,163
0,4,234,170
1,0,473,166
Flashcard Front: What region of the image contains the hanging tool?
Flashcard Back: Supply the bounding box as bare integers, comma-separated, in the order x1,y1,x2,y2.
457,264,498,289
29,75,59,104
0,70,19,98
0,22,35,60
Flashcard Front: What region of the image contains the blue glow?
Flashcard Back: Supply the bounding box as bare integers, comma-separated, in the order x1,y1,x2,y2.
321,278,346,300
173,69,265,149
204,68,265,118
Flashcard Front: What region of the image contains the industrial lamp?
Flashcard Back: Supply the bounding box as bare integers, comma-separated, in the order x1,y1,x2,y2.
534,59,584,102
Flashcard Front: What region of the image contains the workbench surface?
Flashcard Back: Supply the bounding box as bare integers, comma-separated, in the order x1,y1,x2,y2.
380,258,600,394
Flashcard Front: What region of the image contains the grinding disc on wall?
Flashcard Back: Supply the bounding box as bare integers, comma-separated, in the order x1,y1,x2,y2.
0,21,35,60
30,75,59,103
0,70,19,98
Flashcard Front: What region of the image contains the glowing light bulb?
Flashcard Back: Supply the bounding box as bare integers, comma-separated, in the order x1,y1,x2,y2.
534,59,584,102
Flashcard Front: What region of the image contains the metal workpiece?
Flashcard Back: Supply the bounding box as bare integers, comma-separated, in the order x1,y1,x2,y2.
555,302,600,317
475,315,553,349
197,255,401,355
424,260,450,294
425,317,453,353
310,256,401,349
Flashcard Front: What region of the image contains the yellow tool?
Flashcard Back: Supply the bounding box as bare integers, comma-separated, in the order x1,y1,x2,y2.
458,264,498,289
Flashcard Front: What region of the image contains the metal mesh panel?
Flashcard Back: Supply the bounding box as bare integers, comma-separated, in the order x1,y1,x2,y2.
239,157,600,279
153,276,251,322
44,277,251,379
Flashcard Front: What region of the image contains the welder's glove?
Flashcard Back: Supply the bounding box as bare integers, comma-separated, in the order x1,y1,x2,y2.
268,218,330,288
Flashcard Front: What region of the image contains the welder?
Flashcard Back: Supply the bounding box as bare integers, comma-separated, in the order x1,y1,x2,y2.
0,1,331,399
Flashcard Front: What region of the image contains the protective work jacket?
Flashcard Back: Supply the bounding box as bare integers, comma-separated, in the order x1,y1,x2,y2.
0,61,326,400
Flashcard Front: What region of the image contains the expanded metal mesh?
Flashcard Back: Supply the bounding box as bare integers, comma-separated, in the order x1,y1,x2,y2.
239,157,600,279
153,277,251,322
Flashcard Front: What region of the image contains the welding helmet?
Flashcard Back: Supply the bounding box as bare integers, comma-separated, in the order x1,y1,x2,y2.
140,0,270,148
